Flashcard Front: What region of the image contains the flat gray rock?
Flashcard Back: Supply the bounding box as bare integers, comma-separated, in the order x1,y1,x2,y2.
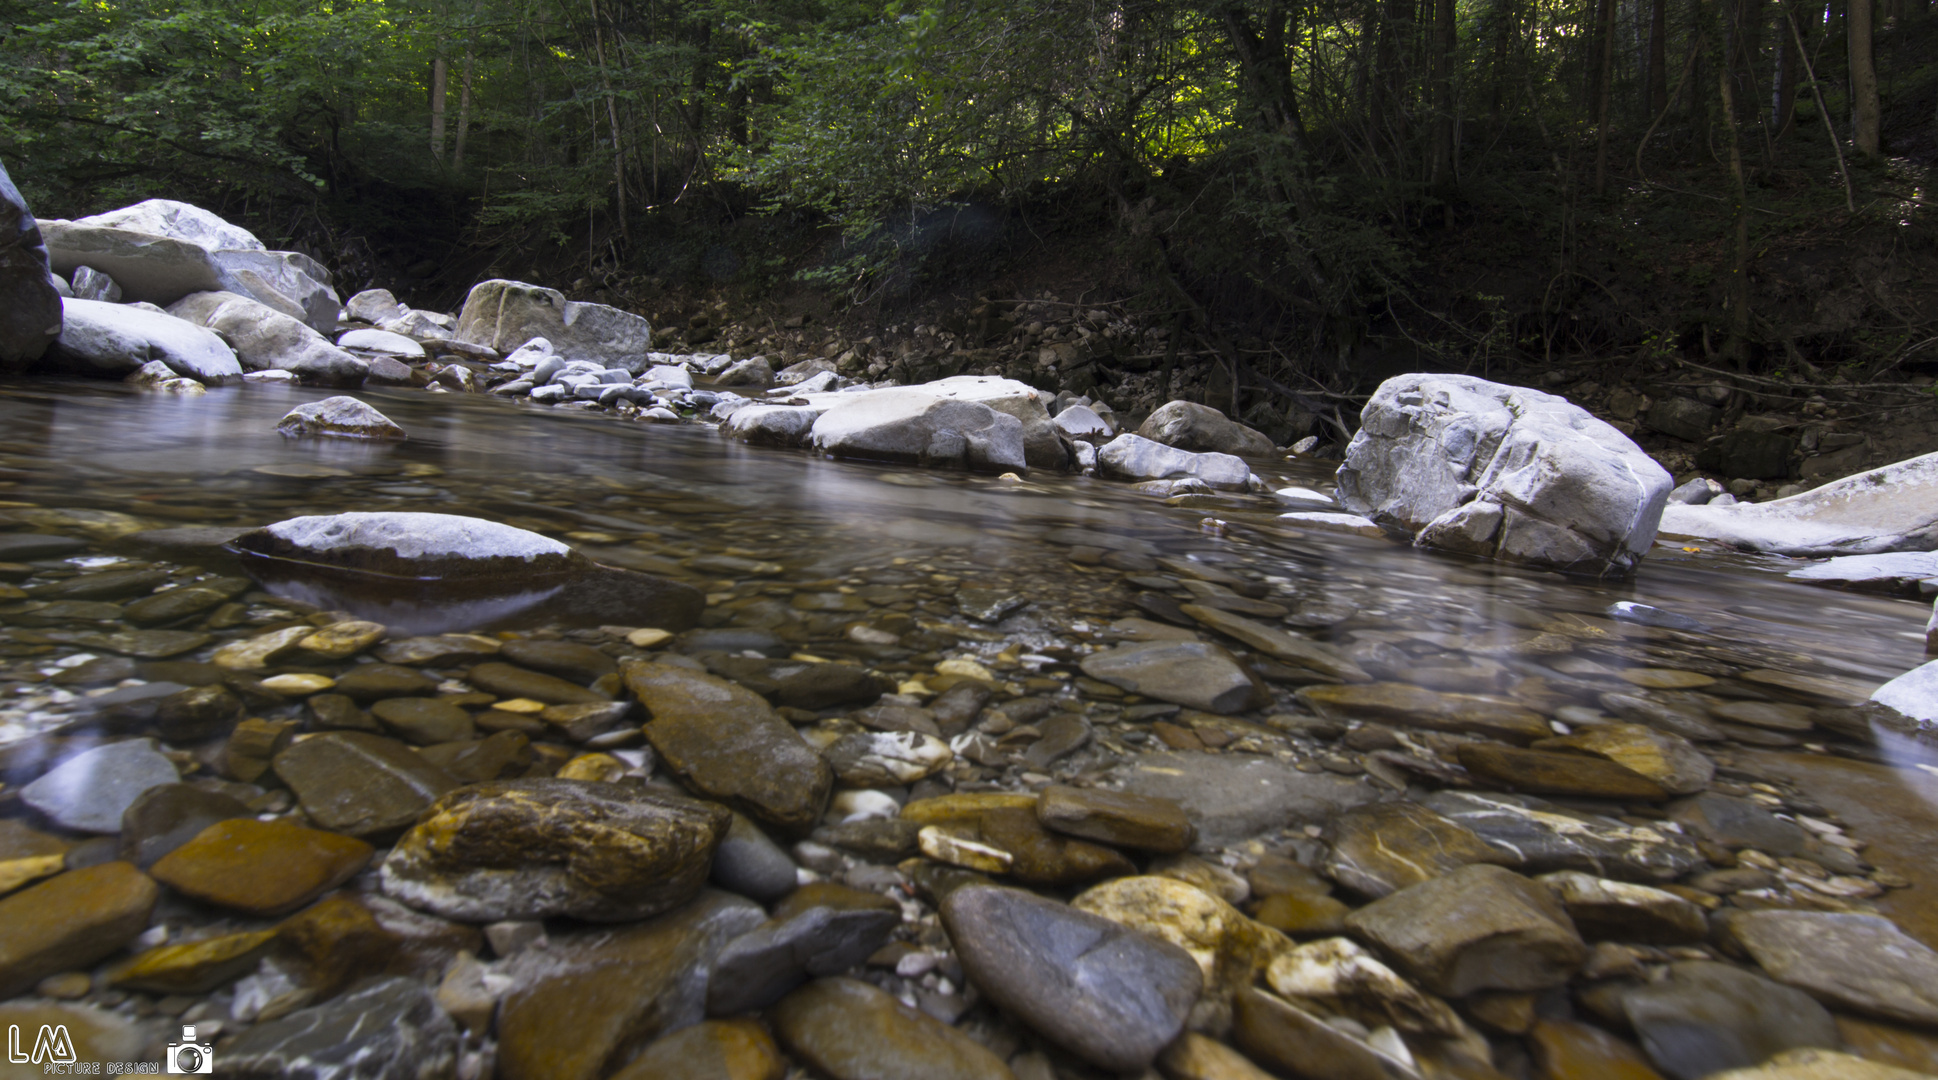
941,884,1202,1072
1424,790,1705,881
21,739,179,834
1623,961,1839,1080
1660,450,1938,556
337,328,426,358
809,389,1027,473
1078,640,1262,714
169,290,364,385
709,813,800,902
1727,910,1938,1027
1096,433,1252,490
455,279,652,370
1786,551,1938,592
706,904,900,1015
219,976,458,1080
1113,752,1378,849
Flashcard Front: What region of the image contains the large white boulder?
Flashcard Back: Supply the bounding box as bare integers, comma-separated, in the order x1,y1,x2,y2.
1137,400,1276,456
723,400,839,445
211,249,338,334
1336,374,1671,577
0,160,62,370
1660,451,1938,556
925,375,1069,469
455,279,652,370
1095,433,1252,490
49,298,240,383
809,389,1027,472
75,199,264,252
168,291,366,387
39,220,229,306
1870,660,1937,727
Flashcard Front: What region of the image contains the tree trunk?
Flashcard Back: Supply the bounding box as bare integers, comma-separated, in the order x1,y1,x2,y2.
1716,66,1754,369
1594,0,1617,193
453,45,474,170
1849,0,1880,153
1648,0,1669,112
1773,2,1800,134
430,55,448,161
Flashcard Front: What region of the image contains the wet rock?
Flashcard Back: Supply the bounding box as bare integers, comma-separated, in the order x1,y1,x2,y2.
714,355,775,386
1298,681,1551,743
276,396,407,438
107,928,277,993
150,818,372,916
1038,784,1194,852
307,692,381,733
417,729,533,782
1138,400,1277,456
1115,752,1379,849
1157,1031,1279,1080
1533,724,1713,795
0,1003,148,1069
1264,935,1464,1037
809,388,1028,472
124,584,231,624
706,896,901,1014
220,975,459,1080
298,619,386,659
272,731,459,837
770,662,891,709
1097,433,1253,490
1704,1048,1938,1080
1079,639,1264,714
1667,791,1808,855
1425,791,1705,882
711,813,801,903
1622,961,1839,1080
1180,604,1371,682
610,1018,787,1080
376,634,503,666
1337,373,1671,577
499,638,618,683
224,717,300,780
1,161,62,369
0,862,158,997
51,296,241,384
211,625,313,671
1323,801,1511,899
469,661,609,704
824,730,953,786
1723,910,1938,1027
1659,449,1938,556
945,885,1202,1072
1456,743,1670,800
624,659,833,834
1871,659,1938,727
381,779,730,922
118,783,252,868
1537,871,1707,944
977,806,1135,886
154,684,243,741
1344,864,1586,996
773,977,1014,1080
21,738,179,834
456,279,653,369
496,890,765,1080
1231,987,1412,1080
370,697,477,744
0,533,87,560
1071,875,1281,1005
332,663,441,701
1528,1019,1665,1080
1022,712,1092,770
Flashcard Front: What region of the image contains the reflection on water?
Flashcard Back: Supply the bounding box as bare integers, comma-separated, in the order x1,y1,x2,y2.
1,376,1933,786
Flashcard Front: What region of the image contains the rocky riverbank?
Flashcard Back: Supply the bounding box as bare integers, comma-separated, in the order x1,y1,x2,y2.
6,182,1938,1079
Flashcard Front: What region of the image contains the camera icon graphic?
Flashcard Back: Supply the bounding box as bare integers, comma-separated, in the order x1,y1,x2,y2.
166,1024,214,1074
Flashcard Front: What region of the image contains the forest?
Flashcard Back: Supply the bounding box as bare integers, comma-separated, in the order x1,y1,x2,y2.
1,0,1933,419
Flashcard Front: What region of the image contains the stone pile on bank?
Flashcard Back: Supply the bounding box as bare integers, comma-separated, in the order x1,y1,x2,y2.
0,504,1932,1078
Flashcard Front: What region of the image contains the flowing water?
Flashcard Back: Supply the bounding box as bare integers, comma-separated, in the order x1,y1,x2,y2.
3,375,1937,1073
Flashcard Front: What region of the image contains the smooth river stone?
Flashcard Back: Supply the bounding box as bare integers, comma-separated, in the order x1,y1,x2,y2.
331,663,440,701
1623,961,1840,1080
1322,801,1512,899
1072,875,1285,1005
219,975,459,1080
1533,723,1714,795
1424,790,1705,882
370,697,477,745
381,779,730,923
772,977,1016,1080
272,731,459,837
1456,744,1670,800
706,899,901,1015
107,929,278,994
117,783,252,868
150,818,373,916
1298,682,1552,743
20,739,179,834
623,659,832,834
1343,864,1587,996
944,884,1202,1072
1232,987,1408,1080
609,1019,786,1080
1177,604,1371,682
496,891,766,1080
468,661,608,705
1723,910,1938,1028
498,638,617,683
0,863,158,997
1036,784,1194,853
1077,640,1265,714
1538,871,1708,944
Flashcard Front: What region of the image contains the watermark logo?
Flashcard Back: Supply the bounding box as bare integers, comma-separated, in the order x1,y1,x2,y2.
6,1022,77,1065
166,1025,214,1074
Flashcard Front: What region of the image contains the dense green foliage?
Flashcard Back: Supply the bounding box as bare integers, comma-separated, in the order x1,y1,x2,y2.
1,0,1932,376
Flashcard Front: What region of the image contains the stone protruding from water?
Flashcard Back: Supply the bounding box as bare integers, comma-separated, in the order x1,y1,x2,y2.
0,158,63,371
274,397,407,439
455,279,653,369
1337,372,1672,577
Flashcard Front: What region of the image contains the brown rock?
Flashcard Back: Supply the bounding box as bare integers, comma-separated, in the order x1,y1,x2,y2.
1538,871,1708,944
150,818,373,916
610,1018,786,1080
1323,801,1511,899
1456,744,1670,800
331,662,439,701
1157,1031,1278,1080
222,717,299,781
416,729,533,782
106,929,277,993
625,659,832,834
1037,784,1194,853
0,863,158,997
979,807,1136,886
1533,724,1713,795
1232,987,1400,1080
272,730,459,837
276,893,402,995
1252,891,1351,936
500,639,618,683
1529,1019,1666,1080
771,977,1015,1080
1298,682,1552,743
370,697,477,744
1343,864,1587,996
469,661,608,705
